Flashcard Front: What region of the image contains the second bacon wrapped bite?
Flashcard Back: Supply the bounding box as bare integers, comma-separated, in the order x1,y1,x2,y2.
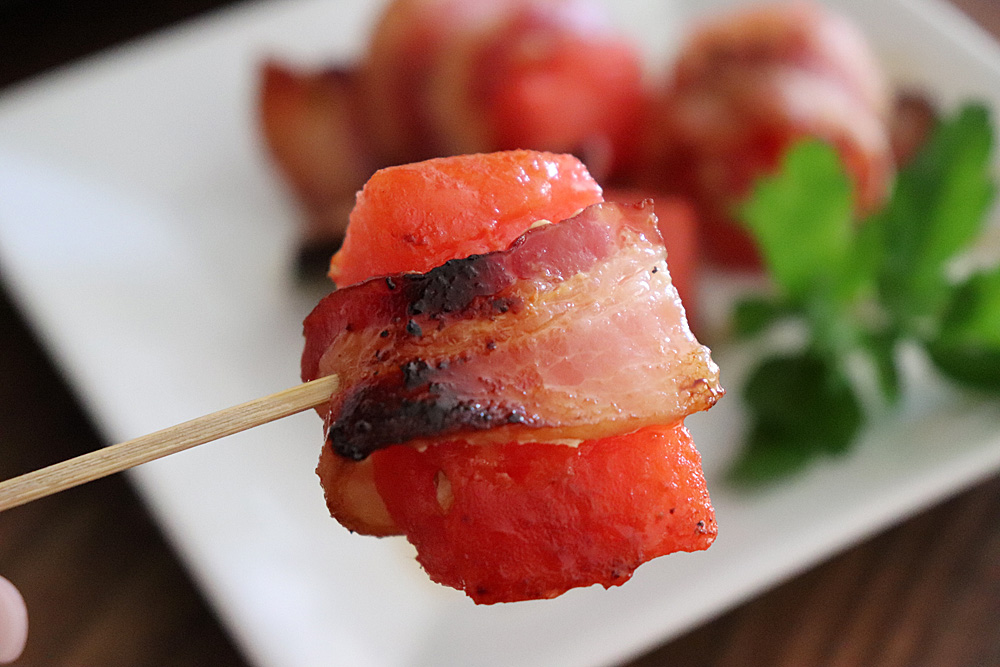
302,150,723,603
646,1,896,268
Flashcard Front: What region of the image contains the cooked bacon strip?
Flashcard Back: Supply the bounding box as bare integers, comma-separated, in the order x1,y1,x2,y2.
258,60,377,271
890,91,938,166
302,200,722,460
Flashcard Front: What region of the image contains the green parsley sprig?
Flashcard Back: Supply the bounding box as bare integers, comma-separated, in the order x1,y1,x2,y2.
729,103,999,484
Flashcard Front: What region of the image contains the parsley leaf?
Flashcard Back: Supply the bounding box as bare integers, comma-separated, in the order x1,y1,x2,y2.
875,103,995,336
730,102,998,484
730,353,863,484
739,140,856,307
927,266,1000,391
731,296,790,338
732,141,871,482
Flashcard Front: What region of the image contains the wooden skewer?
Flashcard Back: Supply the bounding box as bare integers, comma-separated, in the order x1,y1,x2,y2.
0,374,340,513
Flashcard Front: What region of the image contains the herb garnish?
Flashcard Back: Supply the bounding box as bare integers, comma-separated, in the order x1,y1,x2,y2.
730,103,998,483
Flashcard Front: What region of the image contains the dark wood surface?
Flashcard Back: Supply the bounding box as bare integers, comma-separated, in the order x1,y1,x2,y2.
0,1,998,665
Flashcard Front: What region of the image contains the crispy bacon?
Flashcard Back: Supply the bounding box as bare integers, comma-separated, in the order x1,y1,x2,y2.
302,200,722,461
258,61,377,272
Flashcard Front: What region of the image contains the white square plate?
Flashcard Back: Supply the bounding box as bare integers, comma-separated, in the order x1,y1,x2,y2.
2,1,1000,666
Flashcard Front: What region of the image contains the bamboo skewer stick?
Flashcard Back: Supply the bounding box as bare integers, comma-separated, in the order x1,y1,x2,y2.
0,374,340,513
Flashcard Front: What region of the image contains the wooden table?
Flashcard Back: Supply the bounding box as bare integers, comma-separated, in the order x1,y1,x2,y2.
1,1,998,665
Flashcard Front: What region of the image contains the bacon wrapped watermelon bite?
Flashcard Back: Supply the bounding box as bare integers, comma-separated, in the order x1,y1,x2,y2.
259,0,646,272
302,150,723,603
645,1,895,269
